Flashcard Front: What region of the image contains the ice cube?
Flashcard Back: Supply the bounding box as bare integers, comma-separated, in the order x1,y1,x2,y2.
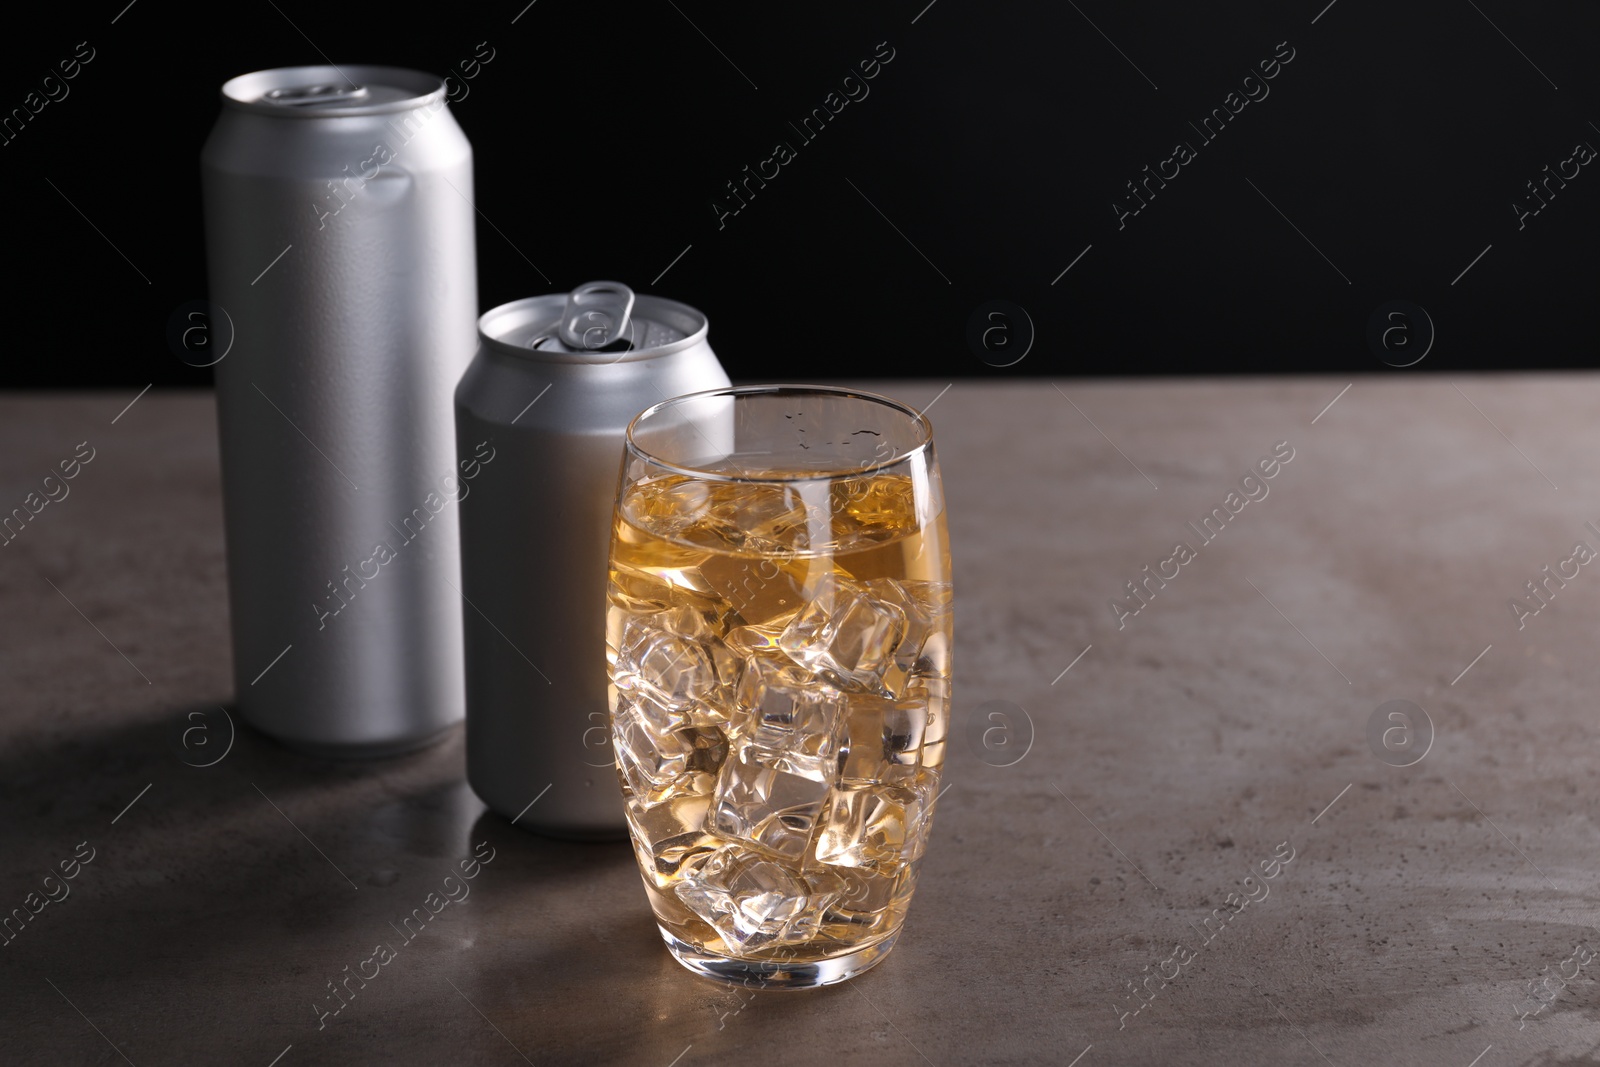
813,866,905,936
728,483,811,549
904,666,951,744
863,578,949,697
642,478,714,528
893,578,953,615
709,742,834,860
682,725,730,776
630,688,687,735
659,603,726,643
778,578,906,692
673,846,839,950
680,644,744,730
838,693,926,784
626,793,720,888
615,616,718,711
736,658,846,775
837,473,919,539
613,693,729,804
725,620,792,658
814,770,940,869
613,701,693,795
709,641,743,689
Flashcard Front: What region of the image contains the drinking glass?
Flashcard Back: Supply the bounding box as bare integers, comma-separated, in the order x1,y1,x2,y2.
605,385,952,988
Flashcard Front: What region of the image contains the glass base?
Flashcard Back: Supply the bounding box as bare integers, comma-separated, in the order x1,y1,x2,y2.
659,927,899,989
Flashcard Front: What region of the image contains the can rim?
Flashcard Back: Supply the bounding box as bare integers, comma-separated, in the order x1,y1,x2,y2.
624,384,936,484
478,294,710,365
219,65,447,117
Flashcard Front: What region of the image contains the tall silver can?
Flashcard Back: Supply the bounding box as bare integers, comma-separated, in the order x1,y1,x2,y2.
201,66,477,754
456,282,730,837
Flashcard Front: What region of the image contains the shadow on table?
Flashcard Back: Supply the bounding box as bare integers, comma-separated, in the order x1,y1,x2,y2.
2,703,856,1063
464,805,851,1063
0,703,642,1047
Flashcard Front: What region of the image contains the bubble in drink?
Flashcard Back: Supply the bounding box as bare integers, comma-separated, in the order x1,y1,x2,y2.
607,470,951,965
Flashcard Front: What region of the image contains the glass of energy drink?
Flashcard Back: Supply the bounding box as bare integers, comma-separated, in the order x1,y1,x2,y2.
606,385,952,988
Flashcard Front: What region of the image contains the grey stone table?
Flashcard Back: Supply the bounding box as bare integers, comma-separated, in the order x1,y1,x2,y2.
2,378,1597,1067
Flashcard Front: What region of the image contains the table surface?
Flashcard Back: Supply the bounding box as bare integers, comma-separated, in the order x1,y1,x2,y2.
2,378,1597,1067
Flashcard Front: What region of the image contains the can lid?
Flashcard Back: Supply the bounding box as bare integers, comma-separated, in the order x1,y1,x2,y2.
220,65,446,117
479,282,709,365
559,281,635,350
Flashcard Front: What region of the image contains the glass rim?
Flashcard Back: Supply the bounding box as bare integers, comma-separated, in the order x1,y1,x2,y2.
624,384,934,484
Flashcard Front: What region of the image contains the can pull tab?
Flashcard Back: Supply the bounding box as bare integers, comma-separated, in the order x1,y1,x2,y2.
559,281,635,351
264,83,370,107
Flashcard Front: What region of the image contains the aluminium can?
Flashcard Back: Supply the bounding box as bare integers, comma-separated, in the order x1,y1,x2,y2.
455,281,730,838
201,65,478,755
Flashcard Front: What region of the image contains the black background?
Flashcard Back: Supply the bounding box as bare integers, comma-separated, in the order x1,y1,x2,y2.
3,0,1596,388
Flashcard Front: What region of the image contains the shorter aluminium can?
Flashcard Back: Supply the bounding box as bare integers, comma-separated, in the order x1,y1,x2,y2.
455,281,730,838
